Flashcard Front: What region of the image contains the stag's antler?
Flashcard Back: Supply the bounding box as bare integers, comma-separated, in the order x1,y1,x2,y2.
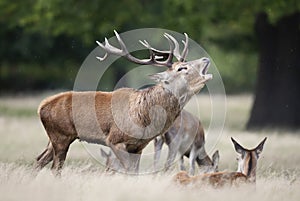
96,30,189,67
140,33,189,62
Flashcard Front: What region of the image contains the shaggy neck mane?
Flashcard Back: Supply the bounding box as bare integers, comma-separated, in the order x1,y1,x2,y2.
129,85,181,131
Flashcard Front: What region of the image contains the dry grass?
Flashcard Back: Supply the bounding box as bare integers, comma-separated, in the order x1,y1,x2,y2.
0,93,299,201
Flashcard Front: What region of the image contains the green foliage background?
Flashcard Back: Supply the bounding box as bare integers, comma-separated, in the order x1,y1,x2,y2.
0,0,299,93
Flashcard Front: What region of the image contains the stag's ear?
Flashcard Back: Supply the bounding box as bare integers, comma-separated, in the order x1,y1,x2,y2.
149,72,170,83
231,137,246,155
254,137,267,157
212,150,220,171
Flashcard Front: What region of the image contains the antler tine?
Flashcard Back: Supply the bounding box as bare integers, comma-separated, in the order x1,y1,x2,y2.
180,33,189,62
139,40,157,61
139,40,155,57
139,39,171,58
96,40,107,61
139,39,150,49
103,37,124,55
139,38,174,66
113,30,129,55
96,41,108,61
163,33,175,66
164,33,181,61
96,36,125,61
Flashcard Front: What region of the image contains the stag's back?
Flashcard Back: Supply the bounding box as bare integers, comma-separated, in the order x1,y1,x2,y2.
38,91,116,143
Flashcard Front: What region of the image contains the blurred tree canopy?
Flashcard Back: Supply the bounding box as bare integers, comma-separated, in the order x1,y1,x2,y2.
0,0,299,93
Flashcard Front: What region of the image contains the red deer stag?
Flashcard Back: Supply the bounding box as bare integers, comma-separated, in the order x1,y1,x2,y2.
154,110,219,175
174,137,267,187
35,31,212,175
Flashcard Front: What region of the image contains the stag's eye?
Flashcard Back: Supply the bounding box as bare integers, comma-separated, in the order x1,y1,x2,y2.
177,67,187,72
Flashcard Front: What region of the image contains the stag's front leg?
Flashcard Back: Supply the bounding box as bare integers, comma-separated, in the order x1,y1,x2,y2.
108,143,141,174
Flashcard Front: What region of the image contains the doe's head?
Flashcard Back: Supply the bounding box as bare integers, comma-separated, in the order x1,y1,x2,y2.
198,150,220,173
231,137,267,180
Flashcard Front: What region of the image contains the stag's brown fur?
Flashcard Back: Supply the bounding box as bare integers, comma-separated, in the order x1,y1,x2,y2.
36,85,181,173
35,32,212,174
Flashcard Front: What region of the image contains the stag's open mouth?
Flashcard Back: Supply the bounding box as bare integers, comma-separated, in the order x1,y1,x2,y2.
201,61,210,75
200,58,212,80
187,57,213,81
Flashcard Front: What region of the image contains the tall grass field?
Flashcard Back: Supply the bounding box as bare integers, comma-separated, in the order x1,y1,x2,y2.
0,92,299,201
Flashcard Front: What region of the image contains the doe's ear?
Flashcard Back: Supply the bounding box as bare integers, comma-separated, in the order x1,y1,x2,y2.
254,137,267,157
231,137,246,155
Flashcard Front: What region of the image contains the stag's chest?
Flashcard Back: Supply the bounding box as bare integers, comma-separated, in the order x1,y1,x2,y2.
125,138,150,154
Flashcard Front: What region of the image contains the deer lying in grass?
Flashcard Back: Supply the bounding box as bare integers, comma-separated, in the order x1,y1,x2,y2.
35,31,212,174
154,110,219,175
174,137,267,187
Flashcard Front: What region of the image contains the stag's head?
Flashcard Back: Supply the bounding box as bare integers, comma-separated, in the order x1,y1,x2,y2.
96,31,212,106
150,58,211,99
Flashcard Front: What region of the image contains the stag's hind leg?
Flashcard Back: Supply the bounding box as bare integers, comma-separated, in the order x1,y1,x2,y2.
50,134,76,175
35,141,54,170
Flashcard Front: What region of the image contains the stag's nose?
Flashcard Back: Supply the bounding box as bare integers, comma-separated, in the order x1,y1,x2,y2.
187,57,210,67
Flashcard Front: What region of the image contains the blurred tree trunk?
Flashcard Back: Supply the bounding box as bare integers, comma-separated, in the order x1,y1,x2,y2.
247,12,300,130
